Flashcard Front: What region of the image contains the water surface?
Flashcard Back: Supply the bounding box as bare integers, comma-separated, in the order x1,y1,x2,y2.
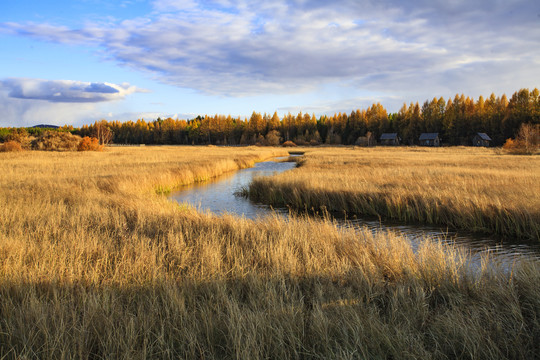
171,159,296,219
170,159,540,266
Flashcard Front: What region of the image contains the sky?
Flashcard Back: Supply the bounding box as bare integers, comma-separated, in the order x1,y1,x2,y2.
0,0,539,127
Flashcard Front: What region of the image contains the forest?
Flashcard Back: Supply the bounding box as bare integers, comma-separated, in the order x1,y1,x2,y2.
2,88,539,147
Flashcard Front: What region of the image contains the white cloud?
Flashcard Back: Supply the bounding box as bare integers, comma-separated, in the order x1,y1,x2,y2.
0,78,144,103
0,78,150,127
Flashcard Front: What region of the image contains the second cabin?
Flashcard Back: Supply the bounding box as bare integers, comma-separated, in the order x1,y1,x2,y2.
419,133,440,147
472,133,492,147
380,133,400,146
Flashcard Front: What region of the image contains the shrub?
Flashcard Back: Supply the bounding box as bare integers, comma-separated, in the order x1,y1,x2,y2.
502,138,522,153
255,134,266,146
0,128,11,142
265,130,281,146
503,123,540,155
0,141,23,152
517,123,540,153
32,131,82,151
78,136,103,151
239,133,256,145
5,129,32,149
282,140,297,147
6,128,28,143
294,138,309,146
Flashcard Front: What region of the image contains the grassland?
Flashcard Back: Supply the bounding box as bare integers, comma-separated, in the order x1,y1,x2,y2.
248,146,540,241
0,146,539,359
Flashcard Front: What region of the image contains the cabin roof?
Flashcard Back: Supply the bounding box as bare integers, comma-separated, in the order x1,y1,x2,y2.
419,133,439,140
380,133,398,140
476,132,492,141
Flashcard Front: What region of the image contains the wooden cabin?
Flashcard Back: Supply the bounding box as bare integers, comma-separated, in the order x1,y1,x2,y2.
379,133,400,146
473,133,492,147
419,133,440,147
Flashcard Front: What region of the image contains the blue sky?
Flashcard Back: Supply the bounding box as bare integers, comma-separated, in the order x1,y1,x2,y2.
1,0,539,127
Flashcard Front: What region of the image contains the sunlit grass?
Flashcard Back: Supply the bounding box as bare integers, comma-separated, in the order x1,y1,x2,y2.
0,145,538,358
248,146,540,240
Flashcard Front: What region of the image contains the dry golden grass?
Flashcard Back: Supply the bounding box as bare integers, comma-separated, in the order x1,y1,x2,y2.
0,146,539,359
248,146,540,240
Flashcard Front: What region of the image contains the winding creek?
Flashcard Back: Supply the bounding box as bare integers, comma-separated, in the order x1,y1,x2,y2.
170,158,540,267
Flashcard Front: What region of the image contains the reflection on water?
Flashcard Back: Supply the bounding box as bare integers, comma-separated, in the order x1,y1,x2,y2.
171,160,296,219
170,159,540,266
339,217,540,268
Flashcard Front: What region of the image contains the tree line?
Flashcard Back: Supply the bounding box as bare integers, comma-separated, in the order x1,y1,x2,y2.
2,88,539,146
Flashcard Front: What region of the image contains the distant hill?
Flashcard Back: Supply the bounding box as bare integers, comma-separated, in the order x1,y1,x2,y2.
32,124,60,129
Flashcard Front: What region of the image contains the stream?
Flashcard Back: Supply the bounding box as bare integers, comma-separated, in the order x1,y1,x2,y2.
170,158,540,267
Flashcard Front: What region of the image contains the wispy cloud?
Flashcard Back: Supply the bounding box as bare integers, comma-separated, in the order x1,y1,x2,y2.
278,94,402,116
0,78,145,103
1,0,539,99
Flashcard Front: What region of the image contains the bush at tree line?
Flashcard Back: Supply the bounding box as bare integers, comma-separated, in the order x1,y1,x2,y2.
0,129,102,152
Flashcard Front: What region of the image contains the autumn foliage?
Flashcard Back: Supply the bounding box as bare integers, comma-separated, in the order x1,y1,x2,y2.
32,131,81,151
78,136,103,151
0,131,102,152
282,140,297,147
0,141,23,152
73,88,540,147
4,129,32,149
1,87,538,148
91,120,113,145
503,123,540,154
